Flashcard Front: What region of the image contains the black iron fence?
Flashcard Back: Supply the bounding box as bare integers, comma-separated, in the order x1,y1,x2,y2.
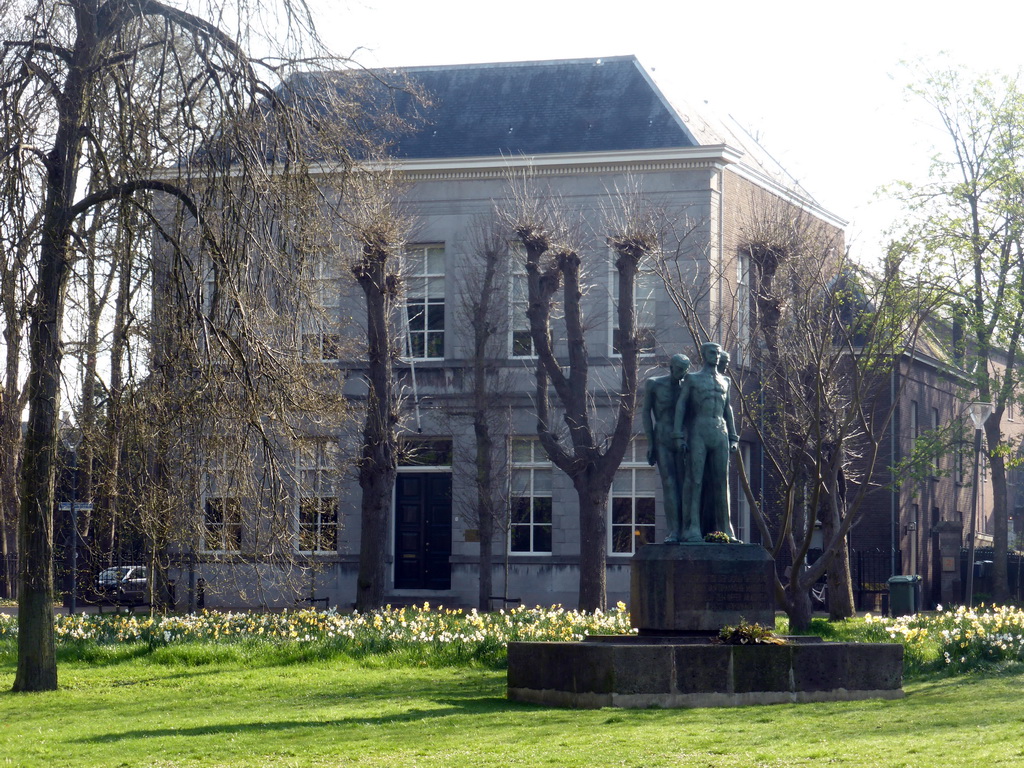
853,548,899,611
773,546,900,611
959,548,1024,605
54,541,151,608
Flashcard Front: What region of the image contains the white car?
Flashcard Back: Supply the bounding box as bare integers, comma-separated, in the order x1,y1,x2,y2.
96,565,148,603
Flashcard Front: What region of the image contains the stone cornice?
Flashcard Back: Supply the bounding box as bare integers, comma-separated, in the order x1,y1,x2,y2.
314,145,744,182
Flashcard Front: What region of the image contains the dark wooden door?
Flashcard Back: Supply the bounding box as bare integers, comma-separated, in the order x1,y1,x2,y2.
394,473,452,590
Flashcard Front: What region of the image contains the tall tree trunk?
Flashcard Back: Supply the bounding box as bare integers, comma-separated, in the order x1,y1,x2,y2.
987,419,1010,602
823,464,855,620
354,239,398,613
0,352,22,600
576,481,608,612
14,6,96,693
474,415,494,612
786,580,814,632
16,226,68,692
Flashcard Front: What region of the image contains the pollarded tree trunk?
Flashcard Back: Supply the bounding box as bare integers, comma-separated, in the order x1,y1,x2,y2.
576,481,609,612
785,579,814,632
512,223,647,613
353,233,400,612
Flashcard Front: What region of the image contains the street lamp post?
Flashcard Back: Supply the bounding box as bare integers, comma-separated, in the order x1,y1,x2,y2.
965,401,993,608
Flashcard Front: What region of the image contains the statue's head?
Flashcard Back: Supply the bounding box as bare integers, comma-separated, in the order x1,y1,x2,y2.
700,342,721,367
669,353,690,380
717,350,730,374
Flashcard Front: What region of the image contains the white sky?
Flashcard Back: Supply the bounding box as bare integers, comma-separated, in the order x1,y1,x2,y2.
307,0,1024,259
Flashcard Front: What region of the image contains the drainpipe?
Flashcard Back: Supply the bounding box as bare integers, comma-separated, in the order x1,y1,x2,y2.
715,167,725,341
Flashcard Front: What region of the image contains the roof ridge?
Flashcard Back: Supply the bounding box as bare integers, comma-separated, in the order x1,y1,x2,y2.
373,55,639,74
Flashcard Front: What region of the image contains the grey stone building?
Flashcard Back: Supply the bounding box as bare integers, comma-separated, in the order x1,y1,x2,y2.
172,56,848,610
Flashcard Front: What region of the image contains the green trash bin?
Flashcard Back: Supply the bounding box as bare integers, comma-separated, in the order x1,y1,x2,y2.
888,575,921,616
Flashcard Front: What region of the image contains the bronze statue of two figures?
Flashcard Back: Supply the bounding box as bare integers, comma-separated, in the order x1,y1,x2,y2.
643,342,741,544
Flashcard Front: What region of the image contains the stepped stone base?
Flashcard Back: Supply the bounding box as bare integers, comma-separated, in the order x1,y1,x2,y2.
507,637,904,709
506,543,905,708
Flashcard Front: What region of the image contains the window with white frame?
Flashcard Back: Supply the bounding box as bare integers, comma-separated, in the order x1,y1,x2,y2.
405,245,445,359
203,449,242,552
609,438,657,554
301,255,342,362
611,261,656,355
296,440,339,553
931,406,941,476
510,438,553,554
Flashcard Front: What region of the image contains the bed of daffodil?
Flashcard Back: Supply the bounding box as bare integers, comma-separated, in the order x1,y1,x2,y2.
6,601,1024,674
0,602,635,666
862,603,1024,673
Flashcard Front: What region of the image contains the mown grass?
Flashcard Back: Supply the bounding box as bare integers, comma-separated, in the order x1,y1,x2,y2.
3,649,1024,768
3,607,1024,766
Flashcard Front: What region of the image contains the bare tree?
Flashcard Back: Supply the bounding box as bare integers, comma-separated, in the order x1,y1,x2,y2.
0,0,38,598
1,0,370,691
448,217,516,612
344,171,408,612
660,194,942,630
507,180,655,612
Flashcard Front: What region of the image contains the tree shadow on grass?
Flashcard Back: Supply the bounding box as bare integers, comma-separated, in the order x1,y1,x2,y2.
77,698,512,744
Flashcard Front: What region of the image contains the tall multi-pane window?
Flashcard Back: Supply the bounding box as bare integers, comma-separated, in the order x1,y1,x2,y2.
405,245,445,359
931,407,941,476
737,251,750,364
609,438,657,554
736,443,752,543
296,441,339,553
510,247,535,357
203,449,242,552
611,261,656,355
510,439,553,554
909,400,919,459
301,256,342,362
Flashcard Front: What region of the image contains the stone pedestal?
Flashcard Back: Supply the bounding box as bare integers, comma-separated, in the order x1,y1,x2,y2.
630,543,775,633
507,638,904,708
506,542,904,708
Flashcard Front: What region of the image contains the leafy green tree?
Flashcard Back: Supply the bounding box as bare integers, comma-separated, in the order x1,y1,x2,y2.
893,65,1024,602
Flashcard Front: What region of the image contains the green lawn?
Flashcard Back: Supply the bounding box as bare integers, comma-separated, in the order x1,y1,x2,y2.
3,656,1024,767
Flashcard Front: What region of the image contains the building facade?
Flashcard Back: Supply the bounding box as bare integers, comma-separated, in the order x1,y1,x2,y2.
167,56,856,610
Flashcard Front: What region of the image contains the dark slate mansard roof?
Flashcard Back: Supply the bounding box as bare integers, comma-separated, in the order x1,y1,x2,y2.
287,56,700,161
